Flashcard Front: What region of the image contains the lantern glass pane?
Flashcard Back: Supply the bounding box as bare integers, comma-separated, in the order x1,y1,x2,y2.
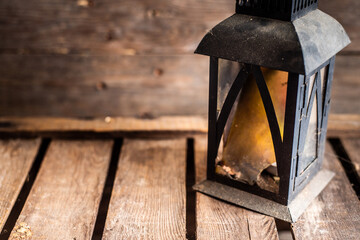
320,66,329,111
299,92,318,173
215,64,288,194
217,59,242,118
297,65,328,174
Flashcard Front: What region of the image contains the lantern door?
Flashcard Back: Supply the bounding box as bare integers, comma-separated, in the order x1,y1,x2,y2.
292,57,335,192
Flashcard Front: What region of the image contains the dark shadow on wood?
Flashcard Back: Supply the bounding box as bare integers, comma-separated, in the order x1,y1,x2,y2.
186,138,196,240
329,138,360,198
91,138,123,240
0,138,50,240
275,219,294,240
0,131,205,140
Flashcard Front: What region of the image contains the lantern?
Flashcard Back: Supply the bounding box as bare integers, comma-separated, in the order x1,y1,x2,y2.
193,0,350,222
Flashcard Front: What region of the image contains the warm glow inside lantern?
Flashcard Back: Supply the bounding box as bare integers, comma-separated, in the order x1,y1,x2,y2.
193,0,350,222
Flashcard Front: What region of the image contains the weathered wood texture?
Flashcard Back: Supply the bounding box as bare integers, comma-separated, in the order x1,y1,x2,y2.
0,116,207,135
0,0,356,54
0,55,357,118
0,55,208,117
0,0,358,117
1,114,359,138
341,138,360,177
0,139,40,232
326,114,360,137
331,56,360,114
9,140,112,240
0,0,233,55
291,142,360,240
103,139,186,239
195,136,279,240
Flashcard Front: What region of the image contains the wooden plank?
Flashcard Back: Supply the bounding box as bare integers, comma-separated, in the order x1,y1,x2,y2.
0,114,359,138
0,0,233,55
0,54,358,118
0,0,355,54
0,139,40,231
9,140,112,240
0,55,208,118
331,55,360,115
0,116,207,138
327,114,360,138
194,136,279,240
103,139,186,239
341,138,360,177
291,142,360,239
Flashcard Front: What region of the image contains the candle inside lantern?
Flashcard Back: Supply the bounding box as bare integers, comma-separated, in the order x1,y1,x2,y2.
217,68,288,192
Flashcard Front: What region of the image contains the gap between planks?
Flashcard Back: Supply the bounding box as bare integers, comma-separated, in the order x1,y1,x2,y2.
7,140,113,240
341,138,360,183
0,139,41,234
291,142,360,240
102,139,187,239
194,136,279,240
0,137,359,239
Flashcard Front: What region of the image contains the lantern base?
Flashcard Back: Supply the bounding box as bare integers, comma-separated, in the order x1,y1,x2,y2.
193,169,334,222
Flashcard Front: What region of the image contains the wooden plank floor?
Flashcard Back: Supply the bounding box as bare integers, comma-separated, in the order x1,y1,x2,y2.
0,136,359,239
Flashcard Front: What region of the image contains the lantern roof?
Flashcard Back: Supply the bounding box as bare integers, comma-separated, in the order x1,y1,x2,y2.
195,10,350,75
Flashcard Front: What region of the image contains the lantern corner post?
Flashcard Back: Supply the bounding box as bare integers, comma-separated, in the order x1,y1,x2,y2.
206,56,219,180
278,72,303,203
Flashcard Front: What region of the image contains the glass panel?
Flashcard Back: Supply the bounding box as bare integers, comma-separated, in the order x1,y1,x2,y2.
216,67,288,193
217,59,242,117
298,73,318,174
320,66,329,112
307,73,316,106
297,65,328,175
299,93,318,173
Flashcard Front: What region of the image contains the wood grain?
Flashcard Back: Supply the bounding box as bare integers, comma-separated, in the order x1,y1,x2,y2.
291,142,360,240
341,138,360,177
331,56,360,115
9,140,112,240
0,55,357,118
0,55,208,117
327,114,360,137
0,0,355,54
0,0,232,55
0,139,40,232
0,0,358,118
103,139,186,239
0,114,359,138
194,136,279,240
0,116,207,133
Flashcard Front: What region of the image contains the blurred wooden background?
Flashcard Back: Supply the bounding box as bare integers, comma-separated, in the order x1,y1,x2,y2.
0,0,358,118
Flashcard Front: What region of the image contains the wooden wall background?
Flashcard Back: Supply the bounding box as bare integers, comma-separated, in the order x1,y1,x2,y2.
0,0,358,118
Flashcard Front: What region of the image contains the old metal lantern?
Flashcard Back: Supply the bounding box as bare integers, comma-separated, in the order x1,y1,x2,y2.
193,0,350,222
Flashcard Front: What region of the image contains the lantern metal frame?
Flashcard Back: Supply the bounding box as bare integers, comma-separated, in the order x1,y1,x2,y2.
193,3,350,222
195,56,335,222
